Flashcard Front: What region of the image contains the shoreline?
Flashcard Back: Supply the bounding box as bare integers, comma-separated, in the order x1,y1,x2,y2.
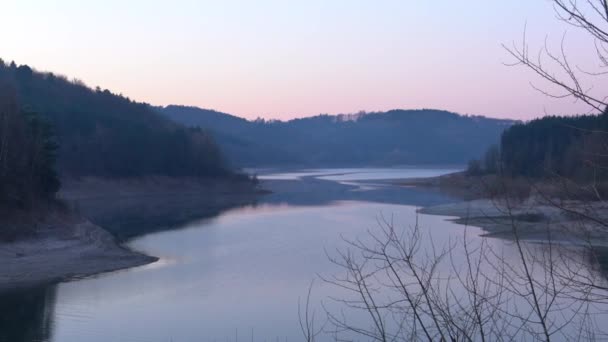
6,169,604,292
0,218,157,292
0,176,262,292
60,176,261,240
399,172,608,245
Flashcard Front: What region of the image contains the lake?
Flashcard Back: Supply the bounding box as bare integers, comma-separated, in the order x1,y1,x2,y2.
2,167,606,341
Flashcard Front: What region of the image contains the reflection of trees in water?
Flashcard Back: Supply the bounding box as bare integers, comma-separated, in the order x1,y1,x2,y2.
0,286,56,342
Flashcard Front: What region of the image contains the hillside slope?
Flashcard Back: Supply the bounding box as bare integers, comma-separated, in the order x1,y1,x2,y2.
160,105,515,167
0,61,235,179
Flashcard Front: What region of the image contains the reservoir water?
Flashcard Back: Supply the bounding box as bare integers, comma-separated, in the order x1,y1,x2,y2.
3,167,606,341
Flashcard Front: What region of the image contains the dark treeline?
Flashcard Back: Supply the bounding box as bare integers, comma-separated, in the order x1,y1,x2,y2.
469,110,608,180
0,60,234,179
160,105,514,166
0,85,59,208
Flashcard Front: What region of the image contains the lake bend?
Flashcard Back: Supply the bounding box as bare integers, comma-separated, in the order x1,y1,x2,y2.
3,167,607,342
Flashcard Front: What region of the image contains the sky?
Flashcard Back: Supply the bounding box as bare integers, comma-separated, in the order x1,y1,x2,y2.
0,0,605,120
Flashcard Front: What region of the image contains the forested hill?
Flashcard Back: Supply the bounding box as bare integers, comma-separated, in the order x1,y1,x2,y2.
160,105,515,167
0,85,60,208
500,111,608,179
0,61,235,179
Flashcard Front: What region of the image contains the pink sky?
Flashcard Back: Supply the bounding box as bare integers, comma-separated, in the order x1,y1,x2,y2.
1,0,605,120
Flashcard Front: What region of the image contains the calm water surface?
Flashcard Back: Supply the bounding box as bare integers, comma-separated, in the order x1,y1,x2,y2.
3,167,603,341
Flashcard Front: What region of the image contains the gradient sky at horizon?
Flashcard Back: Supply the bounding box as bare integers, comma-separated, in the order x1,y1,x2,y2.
1,0,605,120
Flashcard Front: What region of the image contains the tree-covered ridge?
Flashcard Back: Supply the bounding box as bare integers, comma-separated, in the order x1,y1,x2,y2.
160,106,515,167
500,111,608,179
0,85,59,208
0,60,233,179
467,110,608,181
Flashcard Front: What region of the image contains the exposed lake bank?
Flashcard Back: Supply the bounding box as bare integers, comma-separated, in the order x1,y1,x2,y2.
398,172,608,244
0,216,155,292
0,176,262,291
60,176,262,239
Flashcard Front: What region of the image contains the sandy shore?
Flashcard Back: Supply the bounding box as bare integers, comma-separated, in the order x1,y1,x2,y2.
0,218,156,292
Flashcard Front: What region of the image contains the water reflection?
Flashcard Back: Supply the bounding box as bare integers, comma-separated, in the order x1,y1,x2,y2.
67,168,460,240
8,168,608,341
261,175,459,208
0,168,467,342
0,286,56,342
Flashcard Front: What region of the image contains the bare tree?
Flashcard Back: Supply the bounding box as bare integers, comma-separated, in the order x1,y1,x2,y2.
299,2,608,340
307,206,608,341
299,280,325,342
504,0,608,113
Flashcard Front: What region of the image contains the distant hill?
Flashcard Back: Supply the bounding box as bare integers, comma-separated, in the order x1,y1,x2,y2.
159,105,515,167
0,61,236,179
